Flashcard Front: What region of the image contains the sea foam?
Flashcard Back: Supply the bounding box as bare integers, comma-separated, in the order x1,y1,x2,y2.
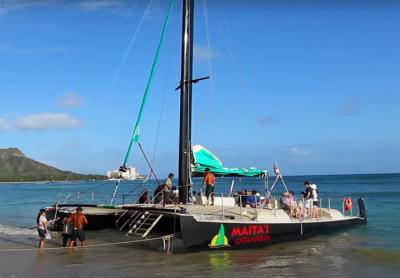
0,224,37,236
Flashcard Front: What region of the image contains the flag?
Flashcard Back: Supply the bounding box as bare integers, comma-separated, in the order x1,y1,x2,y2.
274,163,281,177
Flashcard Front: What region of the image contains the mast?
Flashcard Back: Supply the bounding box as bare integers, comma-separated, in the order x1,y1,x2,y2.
178,0,194,204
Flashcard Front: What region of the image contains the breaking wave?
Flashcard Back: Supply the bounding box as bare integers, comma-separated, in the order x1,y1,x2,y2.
0,224,37,236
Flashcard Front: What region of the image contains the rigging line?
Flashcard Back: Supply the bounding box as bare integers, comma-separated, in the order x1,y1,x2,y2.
122,0,175,168
202,0,215,95
138,143,161,187
201,0,218,138
216,1,248,95
123,177,151,196
150,31,175,168
0,234,177,252
105,0,154,97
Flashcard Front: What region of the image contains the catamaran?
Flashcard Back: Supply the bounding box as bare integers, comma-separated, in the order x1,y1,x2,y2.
45,0,366,251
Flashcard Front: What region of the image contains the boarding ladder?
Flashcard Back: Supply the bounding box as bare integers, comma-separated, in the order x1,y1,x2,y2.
121,211,163,238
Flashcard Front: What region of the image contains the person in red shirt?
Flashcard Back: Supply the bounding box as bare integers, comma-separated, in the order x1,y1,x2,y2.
203,168,216,205
68,206,88,247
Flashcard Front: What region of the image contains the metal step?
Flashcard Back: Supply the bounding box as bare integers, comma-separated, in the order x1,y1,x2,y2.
118,210,142,231
115,210,129,227
129,212,163,238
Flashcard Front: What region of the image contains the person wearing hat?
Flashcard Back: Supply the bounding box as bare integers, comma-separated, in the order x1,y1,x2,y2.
303,181,313,217
303,181,319,218
68,207,88,247
203,168,216,205
309,183,319,218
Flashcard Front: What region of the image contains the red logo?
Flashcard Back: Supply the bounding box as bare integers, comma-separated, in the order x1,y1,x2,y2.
230,224,271,245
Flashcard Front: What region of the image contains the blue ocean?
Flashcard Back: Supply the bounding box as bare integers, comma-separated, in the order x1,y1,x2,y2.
0,173,399,277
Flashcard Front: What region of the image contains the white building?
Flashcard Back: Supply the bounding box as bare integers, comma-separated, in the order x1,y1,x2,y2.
107,167,138,180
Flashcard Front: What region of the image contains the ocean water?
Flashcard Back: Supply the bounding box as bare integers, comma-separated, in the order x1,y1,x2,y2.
0,174,399,277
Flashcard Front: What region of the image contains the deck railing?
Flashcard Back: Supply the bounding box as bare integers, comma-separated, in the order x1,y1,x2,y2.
55,188,361,223
197,193,360,222
57,191,143,206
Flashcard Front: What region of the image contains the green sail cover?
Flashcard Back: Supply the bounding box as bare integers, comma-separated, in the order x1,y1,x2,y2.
191,145,267,177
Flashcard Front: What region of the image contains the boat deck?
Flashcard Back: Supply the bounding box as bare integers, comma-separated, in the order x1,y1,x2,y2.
116,203,358,224
57,206,125,216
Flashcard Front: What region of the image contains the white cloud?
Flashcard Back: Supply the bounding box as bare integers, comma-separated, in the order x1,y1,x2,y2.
289,146,311,157
0,0,57,15
58,92,86,108
16,113,81,130
194,45,218,61
77,0,123,11
0,118,12,131
0,0,137,15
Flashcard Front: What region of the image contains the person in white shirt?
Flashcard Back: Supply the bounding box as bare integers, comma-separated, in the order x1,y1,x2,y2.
36,208,48,248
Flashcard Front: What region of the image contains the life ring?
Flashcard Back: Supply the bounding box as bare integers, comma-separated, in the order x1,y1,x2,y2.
344,197,352,211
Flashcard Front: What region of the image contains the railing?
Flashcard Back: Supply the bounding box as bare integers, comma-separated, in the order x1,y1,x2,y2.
197,193,360,222
149,191,164,205
199,192,258,221
55,188,177,208
56,191,143,206
55,188,361,223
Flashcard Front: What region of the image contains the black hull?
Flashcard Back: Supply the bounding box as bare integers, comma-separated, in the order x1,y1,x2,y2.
180,215,366,250
116,206,182,234
45,200,367,252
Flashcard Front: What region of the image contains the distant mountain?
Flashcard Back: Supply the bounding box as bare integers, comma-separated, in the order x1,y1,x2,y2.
0,147,105,182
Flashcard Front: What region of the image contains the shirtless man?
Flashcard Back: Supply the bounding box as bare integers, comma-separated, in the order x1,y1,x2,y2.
203,168,216,205
68,206,88,247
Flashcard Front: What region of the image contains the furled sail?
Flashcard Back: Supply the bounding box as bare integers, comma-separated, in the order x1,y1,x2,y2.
191,145,267,177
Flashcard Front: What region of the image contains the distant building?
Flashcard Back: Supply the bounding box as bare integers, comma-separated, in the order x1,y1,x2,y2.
107,167,138,180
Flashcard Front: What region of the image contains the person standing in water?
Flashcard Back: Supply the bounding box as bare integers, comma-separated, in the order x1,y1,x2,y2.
68,207,88,247
36,209,48,249
62,213,73,247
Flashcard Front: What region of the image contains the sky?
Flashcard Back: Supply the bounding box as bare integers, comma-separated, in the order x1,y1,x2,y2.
0,0,399,177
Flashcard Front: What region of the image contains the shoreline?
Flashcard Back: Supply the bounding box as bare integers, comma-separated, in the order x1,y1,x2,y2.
0,179,107,184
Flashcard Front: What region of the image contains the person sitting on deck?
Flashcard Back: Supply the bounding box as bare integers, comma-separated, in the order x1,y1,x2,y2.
288,191,301,218
163,173,174,191
154,184,164,204
281,191,299,217
237,189,249,207
167,186,179,204
281,192,291,209
138,190,149,204
246,190,261,208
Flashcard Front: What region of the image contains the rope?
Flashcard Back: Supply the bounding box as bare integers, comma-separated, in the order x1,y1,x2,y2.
202,0,216,96
104,0,154,101
138,143,161,187
150,34,175,168
0,234,177,253
122,0,175,167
